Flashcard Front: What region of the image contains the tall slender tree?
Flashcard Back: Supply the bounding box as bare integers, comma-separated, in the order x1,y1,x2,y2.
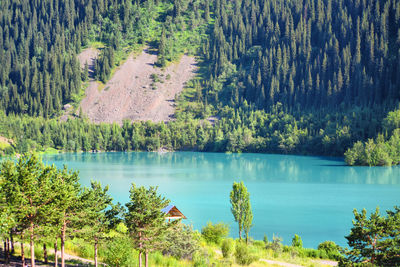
230,181,253,243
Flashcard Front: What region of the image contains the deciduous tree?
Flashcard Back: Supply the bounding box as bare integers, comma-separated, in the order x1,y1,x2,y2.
230,181,253,243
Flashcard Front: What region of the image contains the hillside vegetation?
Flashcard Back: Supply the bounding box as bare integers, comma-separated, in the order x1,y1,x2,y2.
0,0,399,165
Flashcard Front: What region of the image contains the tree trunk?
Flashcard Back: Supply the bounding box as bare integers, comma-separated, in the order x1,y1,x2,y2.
4,239,8,264
138,231,142,267
10,231,14,255
94,240,98,267
138,251,142,267
7,238,10,263
21,234,25,267
44,243,48,264
30,221,35,267
61,220,66,267
54,241,58,267
239,229,242,241
145,252,149,267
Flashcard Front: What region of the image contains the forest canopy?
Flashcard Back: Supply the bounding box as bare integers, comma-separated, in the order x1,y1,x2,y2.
0,0,399,165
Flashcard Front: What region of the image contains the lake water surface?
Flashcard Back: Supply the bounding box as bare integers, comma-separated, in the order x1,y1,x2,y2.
42,152,400,248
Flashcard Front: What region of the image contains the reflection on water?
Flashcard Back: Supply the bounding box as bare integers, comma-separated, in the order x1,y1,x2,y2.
45,152,400,185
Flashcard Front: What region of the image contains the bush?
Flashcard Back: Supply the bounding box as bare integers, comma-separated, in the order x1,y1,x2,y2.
291,234,303,248
234,242,257,265
221,239,234,258
318,241,342,260
253,240,265,247
266,235,283,253
163,223,199,260
193,249,210,267
103,236,136,267
201,222,229,244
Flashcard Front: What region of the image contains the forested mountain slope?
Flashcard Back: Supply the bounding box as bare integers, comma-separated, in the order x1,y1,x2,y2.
202,0,400,110
0,0,400,165
0,0,185,117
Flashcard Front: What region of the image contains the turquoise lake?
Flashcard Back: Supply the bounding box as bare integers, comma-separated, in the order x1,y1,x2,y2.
42,152,400,248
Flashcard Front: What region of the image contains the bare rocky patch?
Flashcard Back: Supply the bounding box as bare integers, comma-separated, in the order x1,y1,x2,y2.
78,47,197,124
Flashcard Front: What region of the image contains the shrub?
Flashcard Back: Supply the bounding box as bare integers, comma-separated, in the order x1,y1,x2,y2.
163,223,199,260
234,242,257,265
266,235,283,253
263,234,268,245
318,241,338,253
318,241,342,260
103,236,136,267
201,222,229,244
253,240,265,247
291,234,303,248
193,250,210,267
221,239,234,258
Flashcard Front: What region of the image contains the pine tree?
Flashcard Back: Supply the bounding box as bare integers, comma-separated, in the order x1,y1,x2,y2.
52,166,81,267
125,183,175,267
1,154,58,267
80,181,115,267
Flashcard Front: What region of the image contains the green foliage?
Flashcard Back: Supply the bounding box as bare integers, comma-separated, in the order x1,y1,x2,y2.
230,181,253,243
343,206,400,266
318,241,341,260
163,223,199,260
203,0,400,113
266,235,283,253
291,234,303,248
201,222,229,245
125,183,174,266
234,242,258,265
0,0,399,167
383,109,400,134
345,129,400,166
103,236,136,267
0,153,83,266
79,181,114,265
221,238,235,258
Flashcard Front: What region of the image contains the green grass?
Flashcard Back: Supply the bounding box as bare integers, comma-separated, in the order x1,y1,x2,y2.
38,147,59,155
8,233,338,267
0,141,11,151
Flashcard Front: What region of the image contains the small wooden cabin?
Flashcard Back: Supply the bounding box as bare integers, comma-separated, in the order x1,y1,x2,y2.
161,205,187,220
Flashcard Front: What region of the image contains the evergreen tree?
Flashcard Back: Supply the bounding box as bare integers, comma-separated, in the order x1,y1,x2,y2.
124,183,175,267
80,181,114,267
344,206,400,265
52,166,81,267
1,154,58,267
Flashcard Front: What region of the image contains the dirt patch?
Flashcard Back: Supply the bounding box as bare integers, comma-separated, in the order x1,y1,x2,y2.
259,259,304,267
312,259,338,266
79,47,197,124
77,47,99,71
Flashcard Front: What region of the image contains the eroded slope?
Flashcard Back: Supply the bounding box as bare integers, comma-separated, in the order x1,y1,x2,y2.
78,48,197,124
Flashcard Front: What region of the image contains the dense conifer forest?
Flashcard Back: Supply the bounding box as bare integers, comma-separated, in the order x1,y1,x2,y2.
0,0,400,165
203,0,400,110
